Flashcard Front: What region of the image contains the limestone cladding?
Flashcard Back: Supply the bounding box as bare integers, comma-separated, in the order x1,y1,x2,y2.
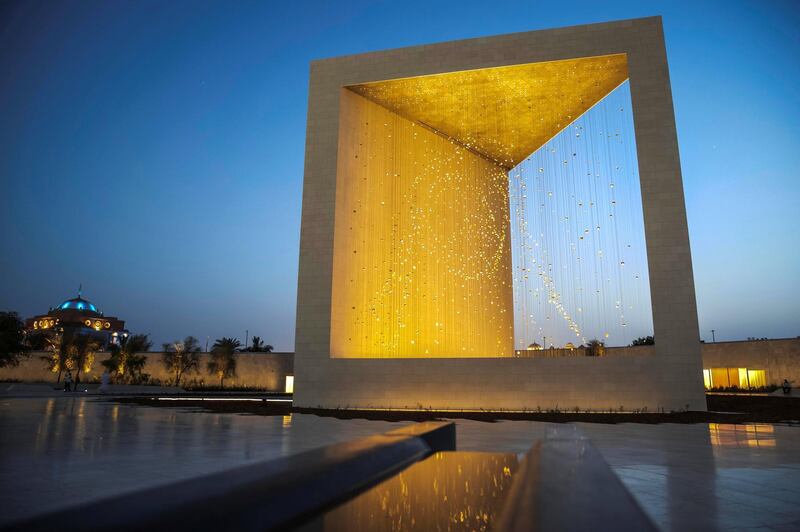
295,16,705,411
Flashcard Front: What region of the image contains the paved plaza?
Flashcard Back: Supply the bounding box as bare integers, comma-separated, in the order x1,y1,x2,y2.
1,395,798,530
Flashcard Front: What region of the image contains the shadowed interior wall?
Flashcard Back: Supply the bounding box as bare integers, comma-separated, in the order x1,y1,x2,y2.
331,89,514,358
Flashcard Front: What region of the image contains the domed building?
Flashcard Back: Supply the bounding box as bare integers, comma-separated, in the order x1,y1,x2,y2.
25,290,128,349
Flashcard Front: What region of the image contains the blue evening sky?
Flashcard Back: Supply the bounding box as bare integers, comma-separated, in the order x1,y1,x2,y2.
1,0,798,349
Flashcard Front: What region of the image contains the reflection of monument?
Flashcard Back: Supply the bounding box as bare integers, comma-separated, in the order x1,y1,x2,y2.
295,17,705,411
25,289,128,349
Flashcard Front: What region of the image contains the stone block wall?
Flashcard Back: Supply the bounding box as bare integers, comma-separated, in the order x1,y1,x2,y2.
2,338,796,396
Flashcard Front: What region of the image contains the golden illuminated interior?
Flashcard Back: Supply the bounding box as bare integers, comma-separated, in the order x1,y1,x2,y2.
332,90,514,357
332,54,630,358
704,368,767,389
349,54,629,168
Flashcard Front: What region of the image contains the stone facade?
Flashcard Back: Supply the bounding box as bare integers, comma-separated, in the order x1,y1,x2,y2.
701,338,800,386
295,16,705,411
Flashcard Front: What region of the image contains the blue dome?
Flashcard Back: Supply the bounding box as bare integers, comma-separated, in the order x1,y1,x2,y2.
57,297,98,313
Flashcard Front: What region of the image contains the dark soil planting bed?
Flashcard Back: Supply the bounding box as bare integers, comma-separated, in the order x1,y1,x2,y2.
113,394,800,425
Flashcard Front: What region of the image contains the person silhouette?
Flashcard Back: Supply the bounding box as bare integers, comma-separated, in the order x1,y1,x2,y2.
783,379,792,395
64,371,73,392
99,370,111,393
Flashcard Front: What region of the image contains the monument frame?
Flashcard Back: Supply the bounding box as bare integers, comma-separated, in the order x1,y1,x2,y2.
295,16,706,411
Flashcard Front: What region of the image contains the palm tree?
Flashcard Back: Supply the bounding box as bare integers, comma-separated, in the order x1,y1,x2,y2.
71,334,100,390
584,339,606,357
250,336,264,352
161,336,201,387
208,337,240,388
40,330,71,383
103,334,152,384
247,336,274,353
0,311,30,368
242,336,274,353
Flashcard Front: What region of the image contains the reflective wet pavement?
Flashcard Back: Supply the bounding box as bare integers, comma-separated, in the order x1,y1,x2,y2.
457,421,800,530
0,397,411,526
1,397,799,530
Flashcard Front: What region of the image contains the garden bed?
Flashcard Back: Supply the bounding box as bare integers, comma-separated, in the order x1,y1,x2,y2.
112,394,800,424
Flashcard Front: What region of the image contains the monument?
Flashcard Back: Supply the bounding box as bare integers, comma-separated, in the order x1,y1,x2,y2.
294,16,706,411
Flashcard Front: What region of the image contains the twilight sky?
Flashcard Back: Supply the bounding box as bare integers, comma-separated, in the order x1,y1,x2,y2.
1,0,798,350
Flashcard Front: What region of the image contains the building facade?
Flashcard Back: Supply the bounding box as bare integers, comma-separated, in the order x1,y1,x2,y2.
25,292,128,350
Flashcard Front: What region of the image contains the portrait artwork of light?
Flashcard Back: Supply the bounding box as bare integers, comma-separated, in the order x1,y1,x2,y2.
297,18,706,411
293,17,708,410
330,53,646,358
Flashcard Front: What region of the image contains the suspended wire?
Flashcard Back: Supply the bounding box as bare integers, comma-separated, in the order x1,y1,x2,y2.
509,81,653,349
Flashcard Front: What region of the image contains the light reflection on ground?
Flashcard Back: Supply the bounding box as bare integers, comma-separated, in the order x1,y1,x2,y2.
312,452,518,531
1,398,799,530
709,423,776,447
0,397,411,526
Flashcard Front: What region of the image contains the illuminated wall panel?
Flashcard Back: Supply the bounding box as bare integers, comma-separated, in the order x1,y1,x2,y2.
747,369,766,388
331,89,514,358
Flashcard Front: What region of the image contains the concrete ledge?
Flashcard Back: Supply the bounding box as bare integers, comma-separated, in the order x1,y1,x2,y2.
4,422,455,532
385,420,456,451
496,426,657,531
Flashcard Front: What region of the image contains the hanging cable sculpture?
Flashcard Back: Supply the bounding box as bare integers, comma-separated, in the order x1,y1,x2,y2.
509,81,653,350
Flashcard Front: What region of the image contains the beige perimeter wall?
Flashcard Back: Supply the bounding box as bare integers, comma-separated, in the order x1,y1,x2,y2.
701,339,800,385
2,339,796,392
0,352,294,391
520,340,800,386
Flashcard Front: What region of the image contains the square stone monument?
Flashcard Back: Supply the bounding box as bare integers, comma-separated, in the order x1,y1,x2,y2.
294,16,705,411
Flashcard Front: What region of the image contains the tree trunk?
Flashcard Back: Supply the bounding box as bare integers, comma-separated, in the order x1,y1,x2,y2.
75,354,84,390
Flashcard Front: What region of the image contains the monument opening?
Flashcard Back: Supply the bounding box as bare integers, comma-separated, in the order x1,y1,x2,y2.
330,53,653,358
509,80,654,351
